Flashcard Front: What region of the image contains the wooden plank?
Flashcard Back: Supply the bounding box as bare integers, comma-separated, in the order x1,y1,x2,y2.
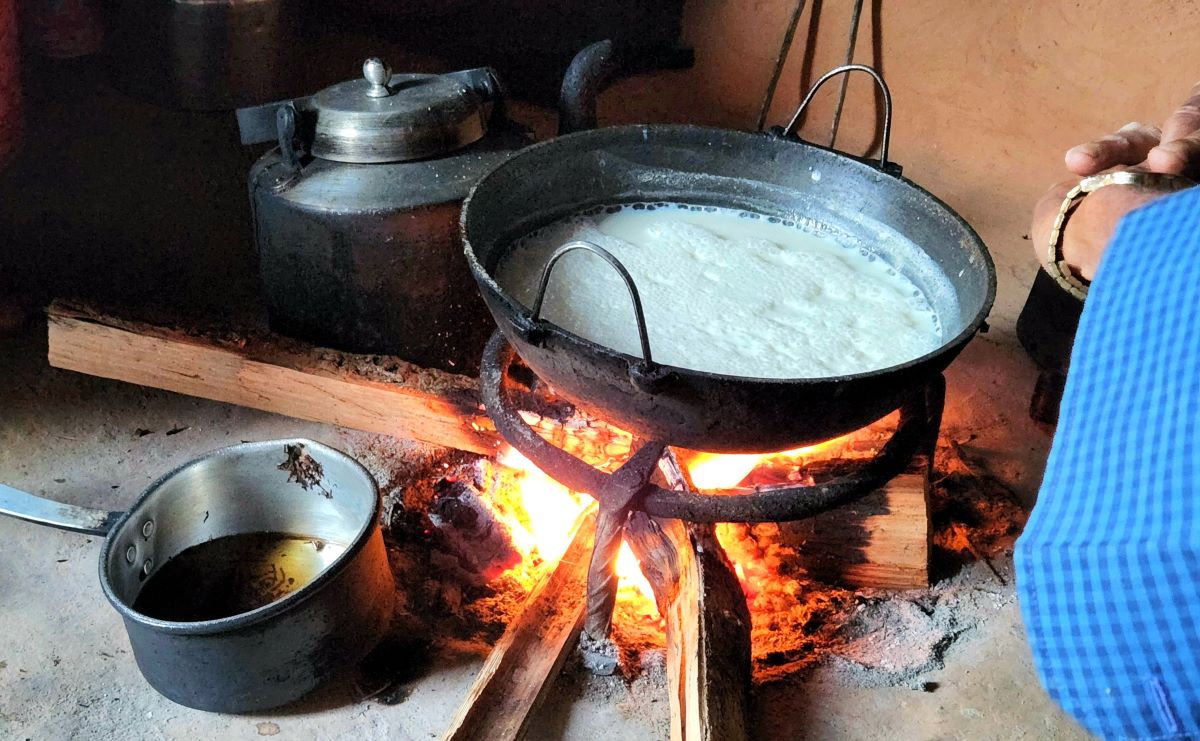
46,301,498,455
627,514,751,741
443,506,597,741
670,448,931,590
785,454,930,589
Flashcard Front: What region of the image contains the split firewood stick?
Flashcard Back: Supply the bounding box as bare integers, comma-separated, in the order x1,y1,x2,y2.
582,440,666,640
628,517,751,741
583,505,630,640
681,524,752,741
625,510,686,612
628,461,751,741
442,506,597,741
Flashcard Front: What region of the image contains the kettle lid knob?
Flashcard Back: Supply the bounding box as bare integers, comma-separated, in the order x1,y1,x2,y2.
362,58,392,98
307,58,488,163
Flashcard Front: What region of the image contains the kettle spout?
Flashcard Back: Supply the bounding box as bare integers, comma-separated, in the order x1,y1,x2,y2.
558,40,619,136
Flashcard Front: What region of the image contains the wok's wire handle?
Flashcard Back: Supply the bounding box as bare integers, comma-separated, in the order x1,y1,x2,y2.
782,64,893,171
527,240,659,373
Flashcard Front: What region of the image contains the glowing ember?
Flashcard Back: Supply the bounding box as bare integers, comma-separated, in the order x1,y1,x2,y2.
490,448,658,612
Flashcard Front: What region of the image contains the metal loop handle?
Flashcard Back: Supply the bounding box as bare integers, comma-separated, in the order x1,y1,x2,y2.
528,240,657,368
782,64,893,170
276,102,302,173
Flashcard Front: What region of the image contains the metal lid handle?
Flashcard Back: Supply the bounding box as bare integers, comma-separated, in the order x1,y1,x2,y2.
362,58,393,98
782,64,893,171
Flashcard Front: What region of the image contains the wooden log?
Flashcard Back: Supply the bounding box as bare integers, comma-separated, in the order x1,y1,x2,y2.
627,513,751,741
673,448,932,590
443,506,597,741
783,454,930,589
46,300,498,455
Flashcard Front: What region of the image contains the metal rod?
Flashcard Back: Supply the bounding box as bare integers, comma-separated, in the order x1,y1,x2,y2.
583,440,667,639
828,0,866,147
756,0,809,132
479,331,939,523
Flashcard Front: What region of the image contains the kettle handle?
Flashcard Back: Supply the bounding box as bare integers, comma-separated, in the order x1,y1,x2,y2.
276,103,302,171
558,40,620,135
236,95,313,146
445,66,509,125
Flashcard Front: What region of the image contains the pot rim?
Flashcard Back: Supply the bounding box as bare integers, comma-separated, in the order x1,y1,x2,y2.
98,438,382,636
462,123,997,387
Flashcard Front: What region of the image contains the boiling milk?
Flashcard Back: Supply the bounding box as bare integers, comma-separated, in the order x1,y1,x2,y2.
497,203,944,379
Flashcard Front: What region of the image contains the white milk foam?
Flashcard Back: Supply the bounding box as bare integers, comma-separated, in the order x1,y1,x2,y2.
497,202,944,379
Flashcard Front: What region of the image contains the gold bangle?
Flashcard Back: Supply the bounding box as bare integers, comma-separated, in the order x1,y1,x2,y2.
1044,170,1195,301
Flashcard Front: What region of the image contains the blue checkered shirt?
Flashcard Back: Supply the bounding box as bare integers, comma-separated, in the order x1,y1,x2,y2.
1016,185,1200,740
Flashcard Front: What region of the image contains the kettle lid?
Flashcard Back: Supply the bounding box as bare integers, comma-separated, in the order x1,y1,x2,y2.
309,58,488,164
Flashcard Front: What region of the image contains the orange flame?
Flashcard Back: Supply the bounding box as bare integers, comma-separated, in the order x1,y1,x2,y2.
485,429,860,623
492,448,658,611
685,441,835,490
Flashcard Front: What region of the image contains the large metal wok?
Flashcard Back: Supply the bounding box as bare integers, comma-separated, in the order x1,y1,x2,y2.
462,65,995,453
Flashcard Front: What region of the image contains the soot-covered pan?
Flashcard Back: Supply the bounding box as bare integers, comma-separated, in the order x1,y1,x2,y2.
462,64,995,453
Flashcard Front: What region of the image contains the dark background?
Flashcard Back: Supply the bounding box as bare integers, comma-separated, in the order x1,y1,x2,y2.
0,2,685,315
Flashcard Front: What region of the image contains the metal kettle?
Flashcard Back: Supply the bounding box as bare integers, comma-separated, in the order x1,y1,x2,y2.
239,58,533,374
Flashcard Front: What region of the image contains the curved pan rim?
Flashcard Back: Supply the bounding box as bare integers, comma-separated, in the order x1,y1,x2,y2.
462,123,997,388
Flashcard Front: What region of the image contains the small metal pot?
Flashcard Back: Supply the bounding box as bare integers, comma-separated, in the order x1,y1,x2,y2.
0,439,394,713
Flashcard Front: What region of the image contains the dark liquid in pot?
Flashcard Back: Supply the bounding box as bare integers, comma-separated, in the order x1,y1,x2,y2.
133,533,347,622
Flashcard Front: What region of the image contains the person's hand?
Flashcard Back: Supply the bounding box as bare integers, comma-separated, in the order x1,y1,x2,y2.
1032,83,1200,281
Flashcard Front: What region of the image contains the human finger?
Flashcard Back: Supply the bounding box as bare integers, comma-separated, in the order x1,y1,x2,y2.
1158,82,1200,143
1064,122,1161,175
1146,132,1200,177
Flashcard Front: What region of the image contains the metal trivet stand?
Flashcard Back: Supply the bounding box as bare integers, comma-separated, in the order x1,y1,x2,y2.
480,330,945,640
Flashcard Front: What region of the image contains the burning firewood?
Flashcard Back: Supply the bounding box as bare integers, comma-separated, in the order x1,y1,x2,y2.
627,513,752,741
426,476,524,581
624,451,751,741
443,506,597,741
